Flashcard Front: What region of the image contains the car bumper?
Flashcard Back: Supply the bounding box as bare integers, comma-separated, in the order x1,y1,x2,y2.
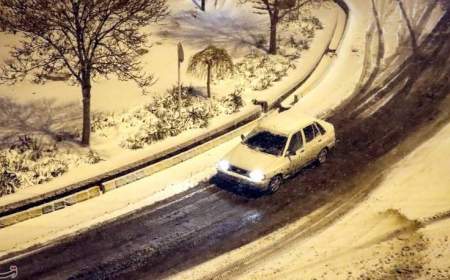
216,170,270,190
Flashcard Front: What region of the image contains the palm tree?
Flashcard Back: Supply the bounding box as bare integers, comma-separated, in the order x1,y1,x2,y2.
187,45,233,98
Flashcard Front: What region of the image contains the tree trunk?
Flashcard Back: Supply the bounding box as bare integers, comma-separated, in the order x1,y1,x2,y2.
269,11,279,54
201,0,205,11
81,84,91,146
206,63,211,98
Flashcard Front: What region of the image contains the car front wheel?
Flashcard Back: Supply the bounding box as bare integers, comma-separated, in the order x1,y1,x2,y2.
267,175,283,193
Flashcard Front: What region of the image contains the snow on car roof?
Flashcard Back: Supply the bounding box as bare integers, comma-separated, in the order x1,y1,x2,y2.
259,110,318,136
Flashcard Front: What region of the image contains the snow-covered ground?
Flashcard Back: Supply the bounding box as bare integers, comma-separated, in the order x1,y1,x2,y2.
0,0,340,198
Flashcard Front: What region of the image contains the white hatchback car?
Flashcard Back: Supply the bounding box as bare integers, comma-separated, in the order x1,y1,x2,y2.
217,111,336,193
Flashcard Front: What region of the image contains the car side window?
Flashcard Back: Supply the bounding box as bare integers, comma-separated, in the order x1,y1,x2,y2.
288,132,303,153
303,125,315,143
315,122,326,135
313,123,320,136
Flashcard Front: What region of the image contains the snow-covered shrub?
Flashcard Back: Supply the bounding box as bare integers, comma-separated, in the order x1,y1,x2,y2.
218,88,245,114
29,158,68,185
0,153,22,196
235,51,295,91
0,170,21,196
183,104,210,129
91,111,116,132
85,150,103,164
120,85,215,149
303,16,323,31
0,135,82,196
121,127,151,149
9,135,51,161
1,149,30,173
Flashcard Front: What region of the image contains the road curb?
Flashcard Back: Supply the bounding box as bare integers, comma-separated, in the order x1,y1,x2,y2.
0,186,102,228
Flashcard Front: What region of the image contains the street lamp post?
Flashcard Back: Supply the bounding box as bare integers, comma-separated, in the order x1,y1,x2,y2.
177,42,184,109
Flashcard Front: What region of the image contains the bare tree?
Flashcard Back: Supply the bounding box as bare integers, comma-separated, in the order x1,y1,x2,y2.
0,0,168,146
187,45,233,98
240,0,321,54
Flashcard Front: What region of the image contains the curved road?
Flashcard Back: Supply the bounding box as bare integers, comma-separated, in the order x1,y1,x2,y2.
2,8,450,280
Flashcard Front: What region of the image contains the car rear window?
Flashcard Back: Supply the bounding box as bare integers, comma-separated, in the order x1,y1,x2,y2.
315,122,326,135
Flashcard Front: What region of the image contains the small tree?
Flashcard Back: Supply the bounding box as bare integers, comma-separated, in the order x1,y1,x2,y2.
240,0,322,54
187,45,233,98
0,0,168,146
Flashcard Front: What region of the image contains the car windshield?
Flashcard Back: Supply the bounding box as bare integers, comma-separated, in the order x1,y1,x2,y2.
244,131,287,156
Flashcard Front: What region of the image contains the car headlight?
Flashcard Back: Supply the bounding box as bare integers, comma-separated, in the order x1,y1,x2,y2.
218,160,230,171
249,170,265,182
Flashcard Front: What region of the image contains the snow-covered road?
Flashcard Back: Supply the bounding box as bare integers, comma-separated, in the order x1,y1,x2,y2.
0,0,448,279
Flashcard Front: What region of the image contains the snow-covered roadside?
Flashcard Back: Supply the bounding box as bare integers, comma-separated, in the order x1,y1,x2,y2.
284,0,445,119
0,134,243,259
279,0,371,117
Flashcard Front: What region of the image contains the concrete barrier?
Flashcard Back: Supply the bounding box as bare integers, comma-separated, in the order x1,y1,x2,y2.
0,186,101,228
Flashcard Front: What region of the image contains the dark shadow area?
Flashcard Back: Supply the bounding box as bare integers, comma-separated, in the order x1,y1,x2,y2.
0,96,81,147
156,8,268,55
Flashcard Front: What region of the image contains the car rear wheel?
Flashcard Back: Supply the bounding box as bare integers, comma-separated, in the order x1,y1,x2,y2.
317,148,328,165
268,175,283,193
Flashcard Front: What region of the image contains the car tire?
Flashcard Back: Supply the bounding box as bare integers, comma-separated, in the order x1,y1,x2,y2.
267,175,283,194
317,148,328,165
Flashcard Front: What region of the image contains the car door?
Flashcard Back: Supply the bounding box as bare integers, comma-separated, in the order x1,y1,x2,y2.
302,124,321,163
285,131,308,174
313,122,325,148
314,121,331,148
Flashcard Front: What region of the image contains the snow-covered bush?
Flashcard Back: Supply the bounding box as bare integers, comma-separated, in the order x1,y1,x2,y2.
120,85,214,149
0,135,85,196
119,85,244,150
85,150,103,164
217,88,245,114
9,135,54,161
91,111,116,132
0,154,22,196
29,158,68,185
232,15,322,90
235,51,296,91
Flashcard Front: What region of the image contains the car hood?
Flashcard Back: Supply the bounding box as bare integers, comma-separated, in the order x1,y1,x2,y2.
224,143,281,173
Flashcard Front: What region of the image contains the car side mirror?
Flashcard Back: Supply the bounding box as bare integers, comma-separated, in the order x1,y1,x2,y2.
240,134,245,141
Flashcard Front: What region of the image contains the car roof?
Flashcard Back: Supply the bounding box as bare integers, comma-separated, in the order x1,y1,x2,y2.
258,110,318,136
